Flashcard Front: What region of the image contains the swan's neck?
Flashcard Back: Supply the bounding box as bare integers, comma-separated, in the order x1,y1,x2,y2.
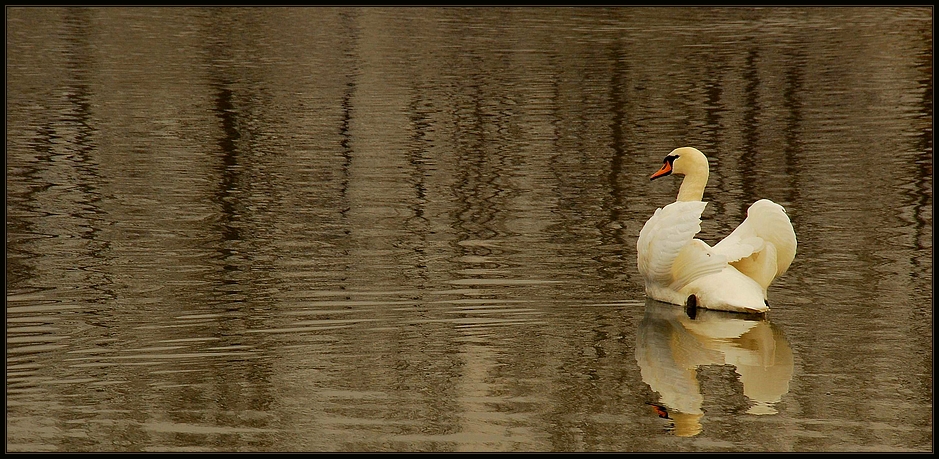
676,170,708,202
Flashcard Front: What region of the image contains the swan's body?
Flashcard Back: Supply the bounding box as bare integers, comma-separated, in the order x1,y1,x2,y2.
637,147,796,313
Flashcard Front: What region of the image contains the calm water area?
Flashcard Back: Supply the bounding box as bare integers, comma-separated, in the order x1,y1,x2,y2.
5,7,933,452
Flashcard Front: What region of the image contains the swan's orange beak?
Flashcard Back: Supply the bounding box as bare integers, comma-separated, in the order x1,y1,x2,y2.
650,161,672,180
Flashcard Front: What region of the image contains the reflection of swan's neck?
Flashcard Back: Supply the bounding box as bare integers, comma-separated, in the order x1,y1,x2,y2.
671,412,704,437
676,169,708,202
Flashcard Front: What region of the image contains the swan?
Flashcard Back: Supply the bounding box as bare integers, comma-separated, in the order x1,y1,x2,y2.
637,147,796,314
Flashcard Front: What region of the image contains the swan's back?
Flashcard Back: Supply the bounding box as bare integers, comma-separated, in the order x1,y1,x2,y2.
638,201,731,307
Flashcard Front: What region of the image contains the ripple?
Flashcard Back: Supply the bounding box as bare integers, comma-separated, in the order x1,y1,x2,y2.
447,279,564,286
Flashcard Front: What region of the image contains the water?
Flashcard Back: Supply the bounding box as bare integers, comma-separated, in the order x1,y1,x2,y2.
5,7,932,452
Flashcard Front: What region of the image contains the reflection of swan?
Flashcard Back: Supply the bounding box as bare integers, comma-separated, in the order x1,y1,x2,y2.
637,147,797,313
635,298,794,437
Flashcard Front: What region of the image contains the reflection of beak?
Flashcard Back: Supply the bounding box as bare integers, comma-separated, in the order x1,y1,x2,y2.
649,403,669,419
650,161,672,180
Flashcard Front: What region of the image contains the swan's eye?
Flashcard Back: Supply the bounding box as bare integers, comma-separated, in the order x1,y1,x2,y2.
664,155,679,165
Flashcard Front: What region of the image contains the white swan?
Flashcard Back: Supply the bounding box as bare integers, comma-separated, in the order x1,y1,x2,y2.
637,147,796,313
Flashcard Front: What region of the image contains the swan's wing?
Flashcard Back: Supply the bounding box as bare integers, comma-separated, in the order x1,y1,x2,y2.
638,201,725,288
712,199,797,289
638,201,707,285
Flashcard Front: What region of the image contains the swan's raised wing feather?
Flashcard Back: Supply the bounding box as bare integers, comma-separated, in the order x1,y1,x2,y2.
638,201,726,288
712,199,797,289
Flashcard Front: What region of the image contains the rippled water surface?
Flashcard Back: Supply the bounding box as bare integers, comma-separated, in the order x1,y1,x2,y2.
6,7,932,452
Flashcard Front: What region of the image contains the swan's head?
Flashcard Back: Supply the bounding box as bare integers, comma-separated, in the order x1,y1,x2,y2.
650,147,709,181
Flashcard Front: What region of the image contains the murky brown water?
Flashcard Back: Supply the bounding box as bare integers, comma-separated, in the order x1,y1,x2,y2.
6,7,932,452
